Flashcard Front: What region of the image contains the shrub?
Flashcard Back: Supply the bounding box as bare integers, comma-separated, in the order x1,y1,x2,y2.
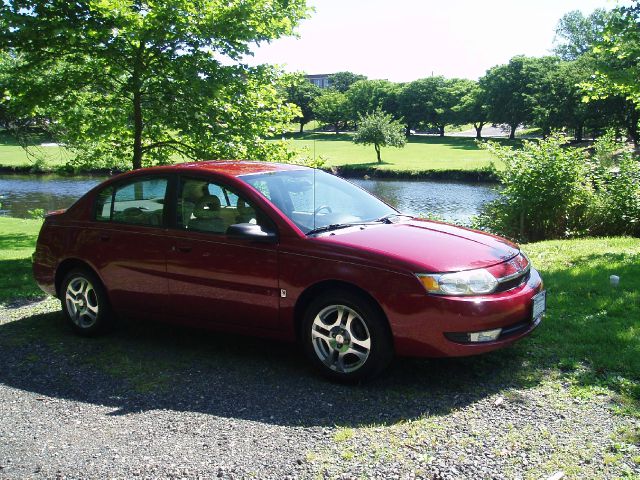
584,132,640,236
476,134,589,241
476,132,640,241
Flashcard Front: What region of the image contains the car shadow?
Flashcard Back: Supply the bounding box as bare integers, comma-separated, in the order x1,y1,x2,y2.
0,305,542,428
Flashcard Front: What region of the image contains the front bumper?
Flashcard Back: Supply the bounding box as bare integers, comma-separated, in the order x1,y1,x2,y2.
391,267,544,357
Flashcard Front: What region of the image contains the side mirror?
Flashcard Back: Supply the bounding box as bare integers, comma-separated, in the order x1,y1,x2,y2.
226,223,277,243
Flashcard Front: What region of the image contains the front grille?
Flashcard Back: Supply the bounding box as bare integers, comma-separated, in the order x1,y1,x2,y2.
495,270,530,293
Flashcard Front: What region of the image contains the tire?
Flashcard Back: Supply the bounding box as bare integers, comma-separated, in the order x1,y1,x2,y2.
302,290,393,382
60,268,112,336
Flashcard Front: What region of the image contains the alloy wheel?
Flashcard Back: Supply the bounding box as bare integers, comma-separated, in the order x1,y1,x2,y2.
310,304,371,373
65,276,99,329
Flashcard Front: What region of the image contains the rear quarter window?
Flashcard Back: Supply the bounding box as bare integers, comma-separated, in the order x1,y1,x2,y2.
94,177,168,227
94,187,114,221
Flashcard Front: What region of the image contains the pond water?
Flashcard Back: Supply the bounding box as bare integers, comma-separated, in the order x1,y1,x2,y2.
0,174,498,224
0,174,104,218
349,178,498,224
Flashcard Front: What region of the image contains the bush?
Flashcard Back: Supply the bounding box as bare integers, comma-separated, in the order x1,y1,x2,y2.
584,132,640,236
476,134,589,241
476,132,640,241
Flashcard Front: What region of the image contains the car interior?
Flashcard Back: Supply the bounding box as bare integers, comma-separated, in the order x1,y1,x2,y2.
180,178,258,233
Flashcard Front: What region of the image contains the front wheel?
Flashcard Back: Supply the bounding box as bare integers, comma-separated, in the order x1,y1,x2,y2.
61,269,112,336
302,291,393,382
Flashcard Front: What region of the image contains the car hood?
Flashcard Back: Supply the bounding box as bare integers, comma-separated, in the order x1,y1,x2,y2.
314,219,519,272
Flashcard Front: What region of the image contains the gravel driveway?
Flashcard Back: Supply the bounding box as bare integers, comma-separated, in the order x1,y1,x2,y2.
1,299,638,479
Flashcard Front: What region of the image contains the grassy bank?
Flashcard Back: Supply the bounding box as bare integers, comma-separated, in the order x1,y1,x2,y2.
0,130,513,176
0,131,70,170
281,132,507,173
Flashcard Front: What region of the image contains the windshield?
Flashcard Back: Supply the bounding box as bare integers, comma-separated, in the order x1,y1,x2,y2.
239,169,397,234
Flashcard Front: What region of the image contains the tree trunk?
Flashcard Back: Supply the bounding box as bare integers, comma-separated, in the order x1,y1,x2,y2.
299,122,304,134
474,122,484,140
438,125,445,137
509,123,518,140
334,123,340,134
626,103,639,147
575,124,583,142
132,88,143,170
405,125,412,137
375,144,381,163
131,43,145,170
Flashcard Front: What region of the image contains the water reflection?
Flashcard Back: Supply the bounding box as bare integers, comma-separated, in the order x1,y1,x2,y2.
349,178,498,224
0,175,104,218
0,174,498,224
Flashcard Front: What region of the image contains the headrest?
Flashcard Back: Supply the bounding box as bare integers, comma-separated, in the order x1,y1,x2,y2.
237,198,252,213
193,195,221,219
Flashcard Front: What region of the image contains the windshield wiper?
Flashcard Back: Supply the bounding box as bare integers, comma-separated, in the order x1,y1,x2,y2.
306,223,360,236
375,212,412,223
307,214,413,235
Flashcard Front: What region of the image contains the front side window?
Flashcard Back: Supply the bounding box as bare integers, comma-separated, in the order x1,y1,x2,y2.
105,177,168,226
178,177,263,234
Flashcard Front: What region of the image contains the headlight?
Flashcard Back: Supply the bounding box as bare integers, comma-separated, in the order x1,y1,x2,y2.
417,268,498,296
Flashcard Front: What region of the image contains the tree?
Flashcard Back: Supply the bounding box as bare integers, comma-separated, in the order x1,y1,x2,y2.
353,110,406,163
0,51,25,130
327,71,367,93
553,9,612,60
312,90,349,134
285,75,321,133
1,0,308,170
442,78,477,132
581,3,640,144
480,56,552,139
398,76,458,136
346,79,401,121
451,80,489,139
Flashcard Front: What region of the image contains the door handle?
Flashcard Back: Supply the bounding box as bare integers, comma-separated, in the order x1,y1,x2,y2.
176,245,192,253
99,234,110,242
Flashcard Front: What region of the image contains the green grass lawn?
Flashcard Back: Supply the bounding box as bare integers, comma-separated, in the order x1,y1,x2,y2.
0,131,70,169
522,237,640,395
0,217,43,302
0,129,513,173
279,132,512,172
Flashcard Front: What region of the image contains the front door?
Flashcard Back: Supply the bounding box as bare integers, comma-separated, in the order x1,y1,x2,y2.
166,176,280,331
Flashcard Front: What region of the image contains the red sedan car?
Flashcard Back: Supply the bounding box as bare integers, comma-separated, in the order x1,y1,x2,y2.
33,161,545,381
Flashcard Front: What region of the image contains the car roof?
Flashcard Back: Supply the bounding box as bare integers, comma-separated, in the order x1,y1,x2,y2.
129,160,310,178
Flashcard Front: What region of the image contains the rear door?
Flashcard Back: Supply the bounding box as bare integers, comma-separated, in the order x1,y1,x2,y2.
80,175,172,317
165,175,281,331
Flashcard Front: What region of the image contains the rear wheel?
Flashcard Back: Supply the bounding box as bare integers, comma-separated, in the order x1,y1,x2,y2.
302,290,393,382
61,269,112,336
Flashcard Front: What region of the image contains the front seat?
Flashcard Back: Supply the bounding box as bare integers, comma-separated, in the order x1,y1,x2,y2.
189,195,225,233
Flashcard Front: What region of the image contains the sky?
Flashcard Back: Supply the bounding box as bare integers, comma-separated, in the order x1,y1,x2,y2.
245,0,630,82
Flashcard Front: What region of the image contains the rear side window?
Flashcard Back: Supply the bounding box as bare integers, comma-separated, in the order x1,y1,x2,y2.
95,177,168,227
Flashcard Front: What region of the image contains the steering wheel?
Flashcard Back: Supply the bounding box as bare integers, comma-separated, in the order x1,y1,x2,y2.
314,205,333,215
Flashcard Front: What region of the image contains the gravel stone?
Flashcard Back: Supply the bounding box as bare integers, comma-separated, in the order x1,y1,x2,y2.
0,298,638,479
